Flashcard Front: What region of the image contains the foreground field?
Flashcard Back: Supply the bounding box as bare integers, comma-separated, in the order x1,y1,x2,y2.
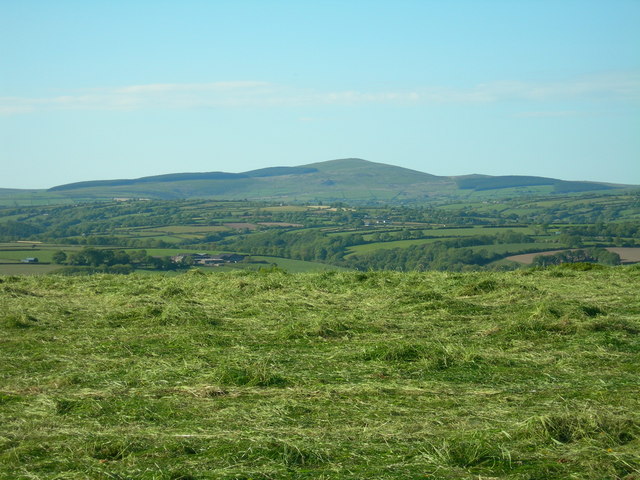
1,268,639,479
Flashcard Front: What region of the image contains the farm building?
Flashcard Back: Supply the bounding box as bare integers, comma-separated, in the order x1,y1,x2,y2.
171,253,245,266
21,257,39,263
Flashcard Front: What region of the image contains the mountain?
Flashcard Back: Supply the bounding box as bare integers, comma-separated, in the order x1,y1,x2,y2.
43,158,456,203
1,158,634,206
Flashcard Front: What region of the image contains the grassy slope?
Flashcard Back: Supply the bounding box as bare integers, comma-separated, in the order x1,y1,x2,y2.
1,268,639,479
0,159,455,205
345,228,543,257
2,159,635,207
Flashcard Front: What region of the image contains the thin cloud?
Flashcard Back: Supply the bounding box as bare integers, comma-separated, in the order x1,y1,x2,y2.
514,110,587,118
111,81,269,94
1,72,638,115
0,102,37,115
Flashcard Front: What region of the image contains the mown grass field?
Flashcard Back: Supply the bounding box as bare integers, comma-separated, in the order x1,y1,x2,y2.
1,267,639,479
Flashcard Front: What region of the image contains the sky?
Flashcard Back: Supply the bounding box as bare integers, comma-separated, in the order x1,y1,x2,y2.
1,0,639,189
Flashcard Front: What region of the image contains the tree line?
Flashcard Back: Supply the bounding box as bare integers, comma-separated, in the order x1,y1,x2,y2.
532,248,621,267
52,247,181,274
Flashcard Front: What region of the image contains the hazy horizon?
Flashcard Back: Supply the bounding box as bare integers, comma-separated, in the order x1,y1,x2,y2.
2,1,639,189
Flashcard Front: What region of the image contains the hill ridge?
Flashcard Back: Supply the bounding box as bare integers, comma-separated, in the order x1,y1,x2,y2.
0,158,631,205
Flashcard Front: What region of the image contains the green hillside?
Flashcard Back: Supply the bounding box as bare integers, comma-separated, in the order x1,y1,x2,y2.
455,175,616,193
1,268,639,478
41,158,455,204
1,158,631,206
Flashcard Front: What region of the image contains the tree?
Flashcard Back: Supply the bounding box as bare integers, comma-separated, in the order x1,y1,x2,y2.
559,233,582,248
52,250,67,264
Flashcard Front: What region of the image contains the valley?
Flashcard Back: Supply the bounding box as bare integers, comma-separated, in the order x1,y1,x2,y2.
1,181,639,274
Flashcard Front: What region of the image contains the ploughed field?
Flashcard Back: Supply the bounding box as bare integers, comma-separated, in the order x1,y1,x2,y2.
507,247,640,265
1,268,639,479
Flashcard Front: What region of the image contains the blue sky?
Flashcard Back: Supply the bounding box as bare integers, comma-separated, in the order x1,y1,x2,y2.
1,0,639,189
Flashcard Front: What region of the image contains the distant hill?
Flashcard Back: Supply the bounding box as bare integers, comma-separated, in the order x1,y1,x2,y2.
44,158,457,203
48,172,247,192
454,175,616,193
0,158,634,205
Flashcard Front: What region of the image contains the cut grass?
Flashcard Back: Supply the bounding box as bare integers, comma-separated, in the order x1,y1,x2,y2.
1,267,639,478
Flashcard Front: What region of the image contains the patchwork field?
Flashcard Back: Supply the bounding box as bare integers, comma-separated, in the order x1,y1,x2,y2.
1,268,639,479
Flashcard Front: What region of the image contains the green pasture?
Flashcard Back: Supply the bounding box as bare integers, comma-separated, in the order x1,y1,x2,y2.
360,226,534,241
261,205,308,212
444,185,555,202
437,192,639,218
111,230,159,238
0,191,87,207
347,237,443,255
245,256,349,273
436,202,505,211
136,234,188,243
181,201,248,209
0,250,55,263
141,248,201,256
179,255,346,273
619,208,640,220
347,240,561,259
0,264,60,275
468,242,560,255
138,249,345,273
531,194,629,208
0,214,24,223
139,225,229,234
0,242,44,249
0,244,89,264
347,229,543,257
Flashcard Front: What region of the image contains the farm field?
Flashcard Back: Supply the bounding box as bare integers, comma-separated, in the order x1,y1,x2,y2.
1,268,639,479
507,247,640,265
246,256,348,273
187,256,347,274
0,244,90,274
130,225,229,234
0,249,56,263
346,236,445,255
1,192,639,273
0,243,346,276
0,263,60,275
607,247,640,264
346,238,556,258
468,242,559,255
358,226,536,241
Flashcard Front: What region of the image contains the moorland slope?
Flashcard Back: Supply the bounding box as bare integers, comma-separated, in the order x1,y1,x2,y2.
1,158,632,205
